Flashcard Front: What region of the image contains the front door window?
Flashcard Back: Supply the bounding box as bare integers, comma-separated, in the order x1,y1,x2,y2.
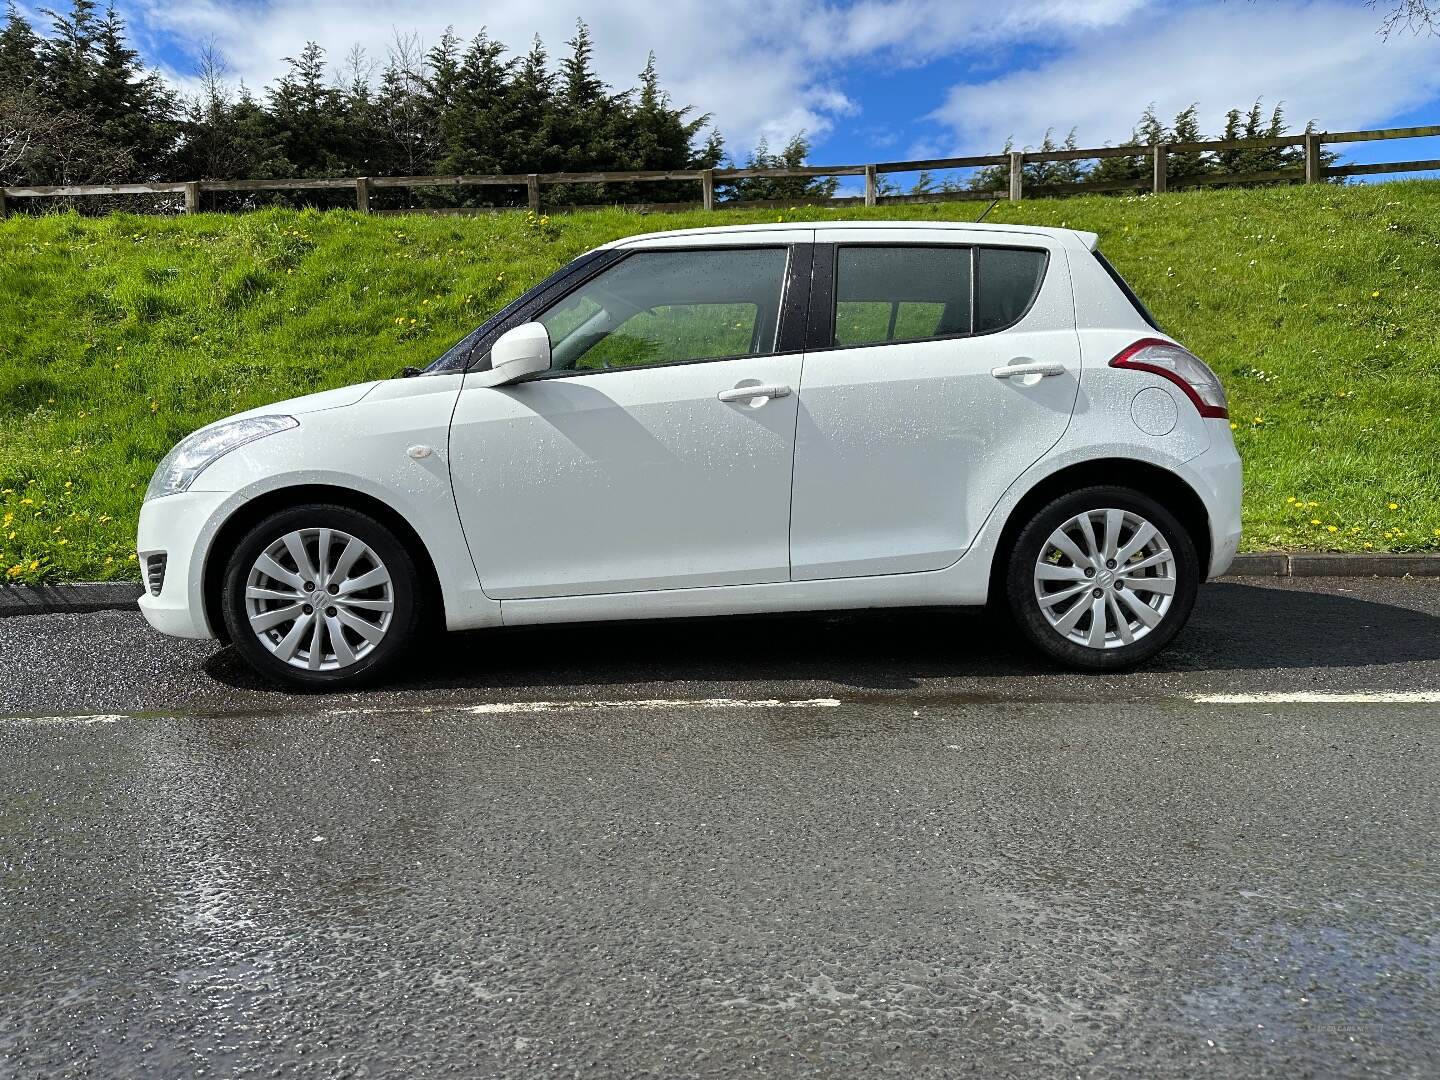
536,248,789,372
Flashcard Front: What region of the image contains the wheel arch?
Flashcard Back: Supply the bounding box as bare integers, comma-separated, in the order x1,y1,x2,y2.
987,458,1213,603
201,484,445,643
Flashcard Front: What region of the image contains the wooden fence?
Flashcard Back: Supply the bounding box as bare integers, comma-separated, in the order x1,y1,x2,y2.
2,123,1439,218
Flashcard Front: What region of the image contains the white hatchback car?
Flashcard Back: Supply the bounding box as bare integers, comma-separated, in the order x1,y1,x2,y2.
138,221,1241,688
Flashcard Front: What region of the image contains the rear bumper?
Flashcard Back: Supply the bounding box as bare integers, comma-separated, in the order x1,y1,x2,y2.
136,489,231,640
1179,431,1243,579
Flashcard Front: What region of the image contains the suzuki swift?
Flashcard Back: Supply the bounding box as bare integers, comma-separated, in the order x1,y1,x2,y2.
137,221,1241,689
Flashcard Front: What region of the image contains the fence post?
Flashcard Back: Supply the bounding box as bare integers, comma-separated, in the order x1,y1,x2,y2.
1152,144,1167,194
354,176,371,214
1008,152,1023,201
526,174,541,212
0,189,7,219
864,164,878,206
1304,132,1323,183
183,181,200,214
701,168,715,211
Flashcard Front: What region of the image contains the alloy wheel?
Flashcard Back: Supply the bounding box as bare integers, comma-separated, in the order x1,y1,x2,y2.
1032,508,1176,650
243,527,394,671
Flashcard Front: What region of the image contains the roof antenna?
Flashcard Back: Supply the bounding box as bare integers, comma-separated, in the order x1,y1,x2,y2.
976,198,1000,223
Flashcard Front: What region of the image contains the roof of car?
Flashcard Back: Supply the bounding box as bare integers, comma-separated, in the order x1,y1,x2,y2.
603,219,1099,252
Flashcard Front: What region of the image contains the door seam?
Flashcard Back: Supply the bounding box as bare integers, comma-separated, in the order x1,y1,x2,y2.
786,240,818,582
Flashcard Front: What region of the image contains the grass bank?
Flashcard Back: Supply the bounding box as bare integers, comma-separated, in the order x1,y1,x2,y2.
3,184,1439,583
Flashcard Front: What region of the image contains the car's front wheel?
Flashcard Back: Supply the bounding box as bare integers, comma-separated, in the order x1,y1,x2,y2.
1005,486,1199,670
221,504,424,690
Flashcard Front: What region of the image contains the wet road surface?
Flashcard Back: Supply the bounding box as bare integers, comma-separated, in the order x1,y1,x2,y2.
2,576,1438,1077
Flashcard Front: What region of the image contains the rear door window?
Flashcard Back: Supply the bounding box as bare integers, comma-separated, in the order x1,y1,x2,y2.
832,246,972,347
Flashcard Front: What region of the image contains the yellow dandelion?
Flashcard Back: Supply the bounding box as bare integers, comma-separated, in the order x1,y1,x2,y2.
1326,525,1338,533
1388,502,1399,510
1310,518,1321,525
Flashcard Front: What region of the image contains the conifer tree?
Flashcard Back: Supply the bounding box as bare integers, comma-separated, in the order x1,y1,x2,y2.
1168,104,1206,181
0,2,41,91
729,133,836,202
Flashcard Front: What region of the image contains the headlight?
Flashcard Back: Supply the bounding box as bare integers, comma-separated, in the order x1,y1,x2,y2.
144,415,297,501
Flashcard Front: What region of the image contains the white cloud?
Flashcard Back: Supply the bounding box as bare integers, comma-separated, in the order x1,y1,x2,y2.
802,0,1150,62
110,0,1440,163
929,1,1440,154
126,0,1146,155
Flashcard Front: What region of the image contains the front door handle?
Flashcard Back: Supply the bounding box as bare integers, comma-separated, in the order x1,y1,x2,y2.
718,383,792,403
992,361,1066,379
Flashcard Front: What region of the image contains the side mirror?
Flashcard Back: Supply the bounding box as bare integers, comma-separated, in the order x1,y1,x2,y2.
474,322,551,387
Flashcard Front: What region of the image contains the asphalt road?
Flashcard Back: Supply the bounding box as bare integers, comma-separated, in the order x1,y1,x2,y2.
2,576,1439,1078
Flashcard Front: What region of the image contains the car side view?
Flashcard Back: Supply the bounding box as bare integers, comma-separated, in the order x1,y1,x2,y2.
136,221,1242,689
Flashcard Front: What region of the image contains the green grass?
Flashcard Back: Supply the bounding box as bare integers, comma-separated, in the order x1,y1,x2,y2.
3,185,1439,583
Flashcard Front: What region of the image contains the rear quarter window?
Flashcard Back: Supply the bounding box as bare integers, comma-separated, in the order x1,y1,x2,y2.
975,247,1049,333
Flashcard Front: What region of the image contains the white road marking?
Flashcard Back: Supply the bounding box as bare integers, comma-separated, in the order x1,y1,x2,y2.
1191,692,1440,704
0,713,129,724
465,697,843,714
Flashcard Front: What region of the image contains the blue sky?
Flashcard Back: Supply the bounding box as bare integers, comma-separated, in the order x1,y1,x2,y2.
38,0,1440,172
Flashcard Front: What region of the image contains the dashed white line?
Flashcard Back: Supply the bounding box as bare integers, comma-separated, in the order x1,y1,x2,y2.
0,713,129,724
1191,692,1440,704
465,697,843,714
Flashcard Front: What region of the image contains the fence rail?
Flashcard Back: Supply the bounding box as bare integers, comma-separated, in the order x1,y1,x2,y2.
3,123,1439,218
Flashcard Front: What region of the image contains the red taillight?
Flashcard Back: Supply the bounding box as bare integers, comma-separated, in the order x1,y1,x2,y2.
1109,338,1228,419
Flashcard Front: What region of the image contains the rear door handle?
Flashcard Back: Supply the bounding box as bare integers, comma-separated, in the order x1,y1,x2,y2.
992,361,1066,379
718,383,792,403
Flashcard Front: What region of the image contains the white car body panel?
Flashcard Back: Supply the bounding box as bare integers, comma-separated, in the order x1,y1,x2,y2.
500,419,1239,628
135,220,1242,649
448,353,804,599
138,373,502,639
789,227,1080,579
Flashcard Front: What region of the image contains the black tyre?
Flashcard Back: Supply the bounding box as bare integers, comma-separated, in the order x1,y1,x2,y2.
221,504,425,690
1005,485,1199,671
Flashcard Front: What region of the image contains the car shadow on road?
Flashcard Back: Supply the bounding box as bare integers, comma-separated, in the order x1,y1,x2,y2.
202,580,1440,695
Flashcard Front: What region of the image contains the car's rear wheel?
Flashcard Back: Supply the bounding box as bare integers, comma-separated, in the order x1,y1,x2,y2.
1005,486,1199,670
221,505,423,690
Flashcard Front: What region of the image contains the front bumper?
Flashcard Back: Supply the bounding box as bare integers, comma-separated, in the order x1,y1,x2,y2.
136,489,232,639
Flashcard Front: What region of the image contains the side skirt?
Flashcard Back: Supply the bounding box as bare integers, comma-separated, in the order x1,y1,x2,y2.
497,567,984,627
